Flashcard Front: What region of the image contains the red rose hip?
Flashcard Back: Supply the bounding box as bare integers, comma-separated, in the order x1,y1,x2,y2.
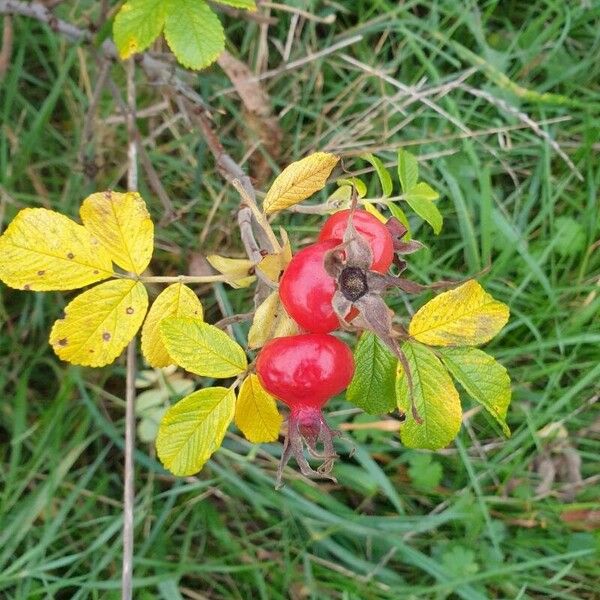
278,239,340,333
256,333,354,409
256,333,355,485
318,209,394,273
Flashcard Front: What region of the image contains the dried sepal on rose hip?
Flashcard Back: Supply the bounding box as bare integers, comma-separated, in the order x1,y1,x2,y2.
321,195,436,422
318,208,395,273
278,207,425,334
256,333,354,487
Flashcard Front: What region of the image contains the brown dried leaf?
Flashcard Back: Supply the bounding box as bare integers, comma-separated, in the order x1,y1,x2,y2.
217,51,283,185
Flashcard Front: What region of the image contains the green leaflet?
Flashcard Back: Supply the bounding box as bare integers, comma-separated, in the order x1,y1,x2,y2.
397,341,462,450
113,0,255,70
156,386,236,475
160,317,247,378
404,183,443,235
113,0,167,59
388,202,411,232
439,347,511,437
363,154,393,197
346,332,397,415
397,149,419,193
396,149,443,234
163,0,225,70
337,177,367,197
215,0,256,8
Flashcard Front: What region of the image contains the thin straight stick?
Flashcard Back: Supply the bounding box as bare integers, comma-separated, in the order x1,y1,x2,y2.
122,58,137,600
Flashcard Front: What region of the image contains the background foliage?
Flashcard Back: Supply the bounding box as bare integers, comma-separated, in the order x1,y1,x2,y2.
0,1,599,598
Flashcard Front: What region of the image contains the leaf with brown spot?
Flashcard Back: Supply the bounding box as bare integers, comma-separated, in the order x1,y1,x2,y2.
49,279,148,367
0,208,113,291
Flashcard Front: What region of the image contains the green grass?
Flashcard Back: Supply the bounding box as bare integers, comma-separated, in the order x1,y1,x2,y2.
1,0,600,598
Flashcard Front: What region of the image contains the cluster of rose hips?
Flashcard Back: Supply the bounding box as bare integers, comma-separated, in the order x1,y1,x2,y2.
256,206,417,484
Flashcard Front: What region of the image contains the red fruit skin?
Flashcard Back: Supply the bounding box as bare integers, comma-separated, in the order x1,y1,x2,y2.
256,333,355,410
279,239,340,333
318,209,394,273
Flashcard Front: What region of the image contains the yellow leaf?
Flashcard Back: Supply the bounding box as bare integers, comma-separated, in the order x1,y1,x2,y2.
235,375,282,443
113,0,166,60
256,228,292,283
397,341,462,450
0,208,113,291
263,152,339,214
206,255,256,289
156,386,235,476
141,283,204,368
248,290,299,349
160,317,247,378
80,191,154,275
49,279,148,367
408,280,509,346
362,201,387,223
439,347,511,437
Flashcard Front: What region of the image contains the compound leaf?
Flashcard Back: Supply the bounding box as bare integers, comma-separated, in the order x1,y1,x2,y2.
363,153,393,197
160,317,247,377
397,149,419,192
80,191,154,275
439,347,511,437
235,375,282,443
263,152,339,214
113,0,167,59
0,208,113,291
397,341,461,450
409,280,509,346
141,283,204,368
156,386,235,476
247,290,299,349
164,0,224,70
49,279,148,367
346,332,397,414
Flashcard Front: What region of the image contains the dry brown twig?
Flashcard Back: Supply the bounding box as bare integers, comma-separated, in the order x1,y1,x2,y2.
122,59,137,600
217,51,283,185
